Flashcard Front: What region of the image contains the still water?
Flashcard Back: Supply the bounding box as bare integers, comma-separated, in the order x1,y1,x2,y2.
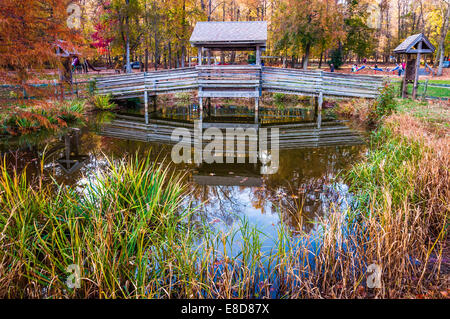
0,103,366,250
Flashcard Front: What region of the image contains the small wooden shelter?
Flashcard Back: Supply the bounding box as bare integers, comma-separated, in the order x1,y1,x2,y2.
54,40,79,84
393,33,435,99
189,21,267,65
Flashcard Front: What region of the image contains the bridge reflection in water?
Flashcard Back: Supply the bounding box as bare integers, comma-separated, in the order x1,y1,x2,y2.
100,106,364,218
100,106,363,151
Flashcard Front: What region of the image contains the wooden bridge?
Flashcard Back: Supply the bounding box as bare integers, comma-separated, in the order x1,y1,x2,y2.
96,65,384,99
95,65,384,127
95,21,385,128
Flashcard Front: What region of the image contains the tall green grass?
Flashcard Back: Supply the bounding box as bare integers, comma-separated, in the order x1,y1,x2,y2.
0,154,193,297
347,126,422,209
0,120,447,298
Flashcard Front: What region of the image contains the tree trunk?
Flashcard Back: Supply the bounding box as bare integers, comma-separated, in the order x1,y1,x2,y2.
181,47,186,68
168,42,172,69
125,0,131,73
318,48,323,69
181,0,186,68
437,2,450,76
208,0,212,21
154,34,159,71
302,42,310,70
145,48,149,72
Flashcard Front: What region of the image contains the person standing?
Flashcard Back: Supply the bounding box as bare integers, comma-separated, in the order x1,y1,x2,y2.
330,63,335,72
397,63,403,76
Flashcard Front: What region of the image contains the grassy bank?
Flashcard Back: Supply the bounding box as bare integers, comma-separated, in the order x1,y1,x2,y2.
0,94,121,137
0,90,448,298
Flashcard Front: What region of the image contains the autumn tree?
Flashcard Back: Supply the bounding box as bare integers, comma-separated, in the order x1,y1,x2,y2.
0,0,78,84
344,0,375,62
272,0,345,70
437,0,450,75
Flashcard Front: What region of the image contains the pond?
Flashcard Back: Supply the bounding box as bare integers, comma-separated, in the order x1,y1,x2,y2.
0,101,366,253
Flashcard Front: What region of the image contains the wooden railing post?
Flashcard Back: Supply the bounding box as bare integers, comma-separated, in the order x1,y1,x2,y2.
254,96,259,124
143,72,149,124
317,71,324,129
198,67,203,120
421,79,429,101
255,66,262,124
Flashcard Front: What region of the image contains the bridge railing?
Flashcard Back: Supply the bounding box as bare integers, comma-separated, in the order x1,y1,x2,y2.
145,67,198,95
96,67,198,98
321,72,385,98
95,65,384,99
261,67,384,98
96,72,145,98
197,65,261,98
262,67,322,96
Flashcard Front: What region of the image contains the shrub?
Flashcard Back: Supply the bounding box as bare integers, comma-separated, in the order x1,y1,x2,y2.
328,49,343,69
273,93,285,104
56,99,85,123
92,94,117,110
373,83,396,120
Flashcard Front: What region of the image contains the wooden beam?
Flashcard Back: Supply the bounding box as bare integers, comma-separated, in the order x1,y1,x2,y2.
199,97,203,120
256,45,261,66
412,41,422,99
144,90,148,124
198,47,203,66
255,97,259,124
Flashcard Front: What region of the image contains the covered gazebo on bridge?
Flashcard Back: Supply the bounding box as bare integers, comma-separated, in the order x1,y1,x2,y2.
189,21,267,66
189,21,267,124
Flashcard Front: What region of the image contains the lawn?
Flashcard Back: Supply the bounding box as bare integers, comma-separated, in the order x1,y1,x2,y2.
390,79,450,99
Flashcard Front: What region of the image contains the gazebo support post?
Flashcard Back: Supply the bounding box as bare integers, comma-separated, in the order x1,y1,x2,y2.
412,41,422,100
256,45,261,65
401,55,408,98
199,97,203,120
198,47,203,66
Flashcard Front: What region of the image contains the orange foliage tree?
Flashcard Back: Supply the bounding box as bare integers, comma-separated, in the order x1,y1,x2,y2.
0,0,78,85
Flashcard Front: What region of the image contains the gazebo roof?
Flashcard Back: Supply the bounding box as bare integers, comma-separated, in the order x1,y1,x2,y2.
54,40,79,57
393,33,435,54
190,21,267,50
